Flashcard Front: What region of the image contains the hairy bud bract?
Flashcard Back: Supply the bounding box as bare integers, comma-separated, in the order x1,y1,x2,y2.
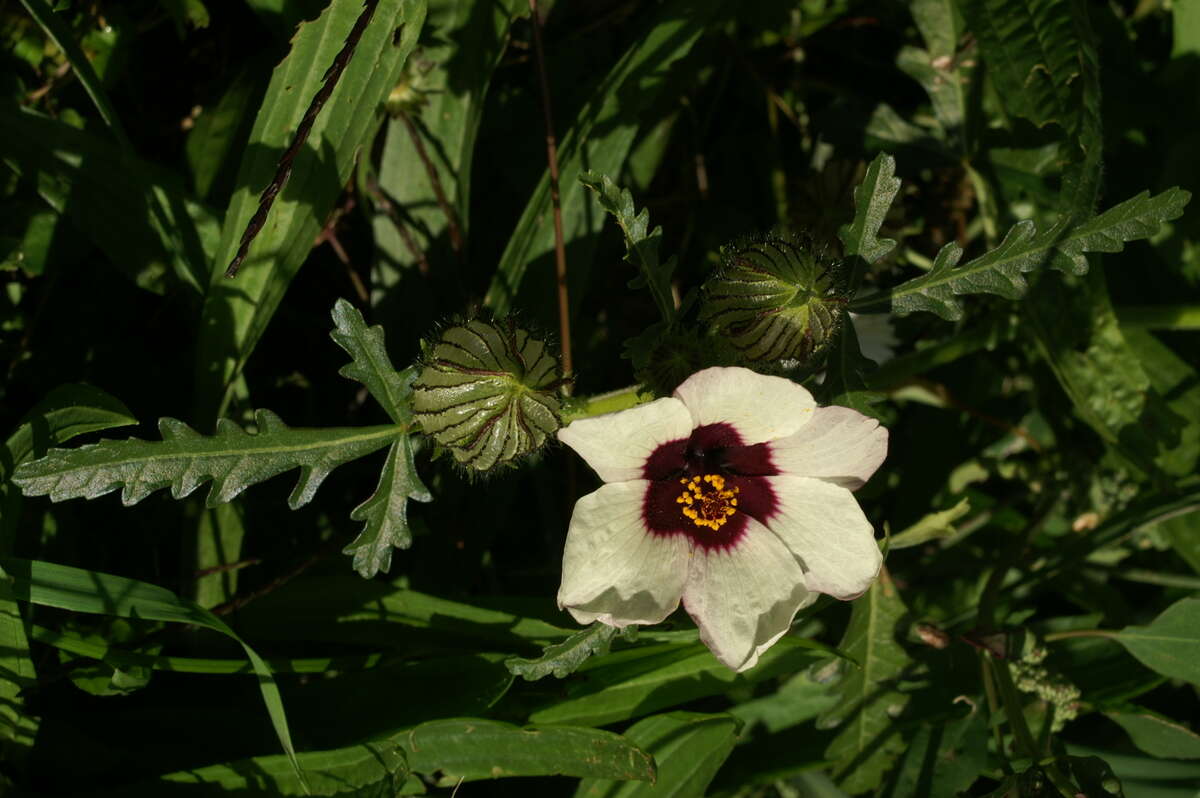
411,319,563,472
700,233,849,364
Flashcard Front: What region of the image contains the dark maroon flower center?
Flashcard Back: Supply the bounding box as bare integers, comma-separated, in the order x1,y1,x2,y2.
641,422,778,550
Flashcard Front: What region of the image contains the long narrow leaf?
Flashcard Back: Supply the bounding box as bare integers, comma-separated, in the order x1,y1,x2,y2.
0,385,136,758
0,557,303,784
18,0,131,149
194,0,427,420
482,0,725,315
0,108,217,294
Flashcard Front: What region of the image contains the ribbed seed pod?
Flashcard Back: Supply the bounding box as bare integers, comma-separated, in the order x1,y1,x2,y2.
412,319,563,472
700,234,849,364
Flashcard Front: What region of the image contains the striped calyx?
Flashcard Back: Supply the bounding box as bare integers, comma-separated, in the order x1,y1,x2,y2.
700,234,848,364
411,319,562,471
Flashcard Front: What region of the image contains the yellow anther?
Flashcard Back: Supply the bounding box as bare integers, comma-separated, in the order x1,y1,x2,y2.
673,472,741,532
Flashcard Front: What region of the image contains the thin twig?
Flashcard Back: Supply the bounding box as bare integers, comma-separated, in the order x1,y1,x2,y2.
209,536,347,617
398,111,464,257
366,176,431,276
315,193,371,303
528,0,572,384
194,558,263,578
225,0,380,278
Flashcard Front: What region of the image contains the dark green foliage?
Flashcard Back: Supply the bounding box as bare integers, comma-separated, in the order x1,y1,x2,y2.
2,0,1199,795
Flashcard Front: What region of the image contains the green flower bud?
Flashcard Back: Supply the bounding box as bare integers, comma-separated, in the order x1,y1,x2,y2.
411,319,563,471
700,233,848,364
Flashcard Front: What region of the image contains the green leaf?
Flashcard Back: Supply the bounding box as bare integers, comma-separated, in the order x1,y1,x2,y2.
236,571,572,647
371,0,524,286
819,572,913,794
902,0,974,150
852,188,1190,320
1025,266,1190,478
506,622,621,681
960,0,1102,212
482,0,724,315
729,670,840,734
530,637,821,727
17,0,131,149
0,384,135,761
959,0,1083,132
0,107,217,294
329,299,413,424
342,435,431,579
574,712,738,798
1112,597,1200,687
1123,329,1200,481
580,171,676,322
402,719,655,786
158,740,407,796
3,384,137,475
0,557,302,785
889,498,971,550
185,61,268,203
838,152,900,266
193,0,426,420
887,700,988,798
1105,708,1200,760
12,411,400,510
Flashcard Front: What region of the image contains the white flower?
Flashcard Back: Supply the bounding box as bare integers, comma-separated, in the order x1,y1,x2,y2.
556,366,887,672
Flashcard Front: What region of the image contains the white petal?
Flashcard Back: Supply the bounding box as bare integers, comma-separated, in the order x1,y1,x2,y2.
682,519,814,672
558,481,690,627
769,405,887,489
558,398,693,483
763,475,882,600
673,367,816,444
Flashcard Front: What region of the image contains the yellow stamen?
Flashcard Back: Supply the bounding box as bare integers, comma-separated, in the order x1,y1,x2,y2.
674,473,740,531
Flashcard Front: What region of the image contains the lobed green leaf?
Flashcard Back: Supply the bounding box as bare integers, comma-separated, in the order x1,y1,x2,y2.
342,435,431,579
12,410,400,510
852,187,1190,320
580,171,676,322
329,298,413,424
506,622,621,681
838,152,900,267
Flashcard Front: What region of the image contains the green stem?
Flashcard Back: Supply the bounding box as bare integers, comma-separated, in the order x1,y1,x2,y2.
1086,565,1200,590
1041,628,1118,644
561,384,651,423
979,651,1013,775
1116,305,1200,330
988,656,1078,797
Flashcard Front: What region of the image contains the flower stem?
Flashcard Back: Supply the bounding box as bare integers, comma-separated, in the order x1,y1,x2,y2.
1116,304,1200,330
561,384,650,423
